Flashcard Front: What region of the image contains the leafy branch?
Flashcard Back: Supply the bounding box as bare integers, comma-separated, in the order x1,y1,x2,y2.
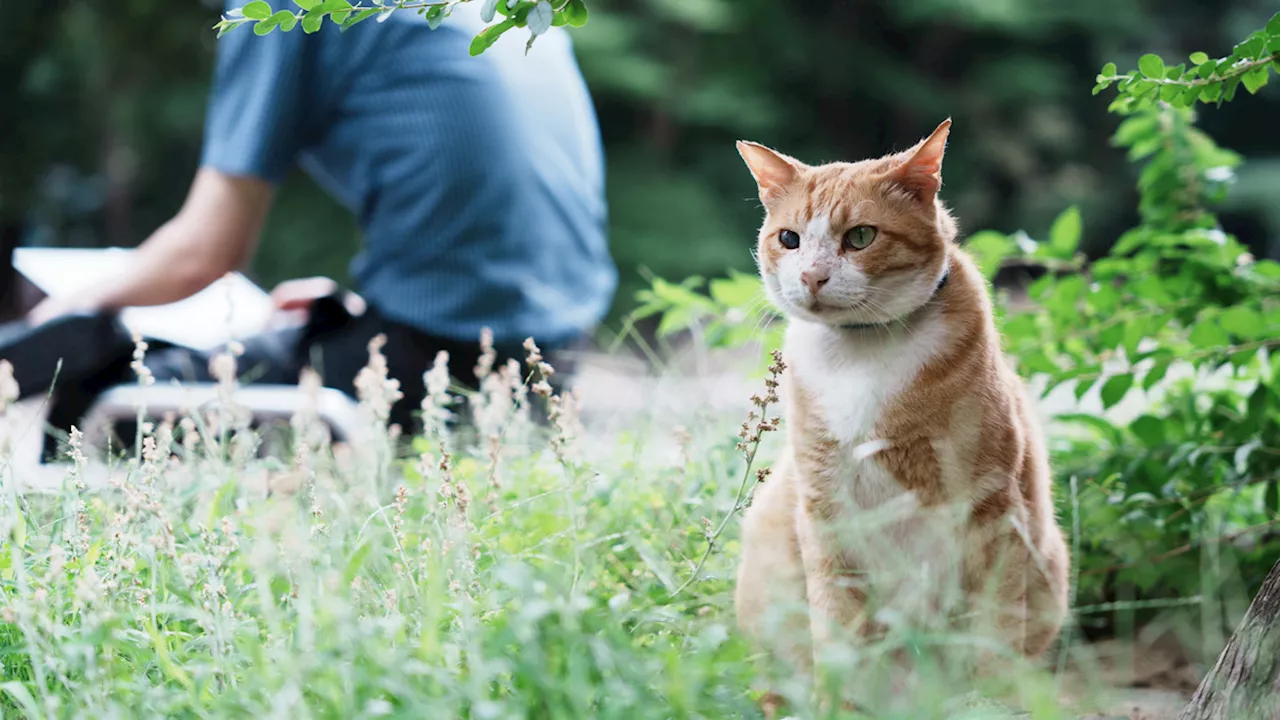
216,0,588,55
1095,12,1280,108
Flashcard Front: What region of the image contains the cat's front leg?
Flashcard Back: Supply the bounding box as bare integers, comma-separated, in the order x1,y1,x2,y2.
794,504,867,671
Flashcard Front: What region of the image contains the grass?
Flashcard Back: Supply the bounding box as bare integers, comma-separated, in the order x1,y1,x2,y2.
0,338,1185,719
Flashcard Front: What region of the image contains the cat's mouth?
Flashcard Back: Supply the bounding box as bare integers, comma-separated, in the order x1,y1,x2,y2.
807,299,858,315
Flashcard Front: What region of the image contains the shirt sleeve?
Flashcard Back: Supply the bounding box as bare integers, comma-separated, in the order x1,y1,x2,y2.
200,0,313,184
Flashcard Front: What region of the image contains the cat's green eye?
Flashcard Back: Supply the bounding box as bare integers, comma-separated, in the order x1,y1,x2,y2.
843,225,877,251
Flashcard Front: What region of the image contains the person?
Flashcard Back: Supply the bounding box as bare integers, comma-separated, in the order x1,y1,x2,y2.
25,1,616,432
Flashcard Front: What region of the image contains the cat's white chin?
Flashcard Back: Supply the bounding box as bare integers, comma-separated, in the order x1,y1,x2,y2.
772,293,913,328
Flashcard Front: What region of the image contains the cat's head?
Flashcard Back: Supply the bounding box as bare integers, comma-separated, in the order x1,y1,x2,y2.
738,120,958,328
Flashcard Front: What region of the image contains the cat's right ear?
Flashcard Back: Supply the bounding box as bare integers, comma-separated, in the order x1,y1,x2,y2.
737,141,803,203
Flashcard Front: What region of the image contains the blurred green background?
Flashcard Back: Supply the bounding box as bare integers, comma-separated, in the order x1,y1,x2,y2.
4,0,1279,327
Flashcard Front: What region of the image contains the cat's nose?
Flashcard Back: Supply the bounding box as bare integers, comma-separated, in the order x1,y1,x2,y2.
801,270,830,295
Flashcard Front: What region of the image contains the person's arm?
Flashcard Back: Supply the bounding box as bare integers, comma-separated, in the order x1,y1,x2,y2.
29,0,310,324
30,170,272,323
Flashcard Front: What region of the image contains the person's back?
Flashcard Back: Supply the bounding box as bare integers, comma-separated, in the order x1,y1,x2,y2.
204,1,617,352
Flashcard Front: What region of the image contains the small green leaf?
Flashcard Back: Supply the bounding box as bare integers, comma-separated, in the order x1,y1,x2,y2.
254,17,279,35
1142,360,1170,391
1189,319,1230,348
1131,79,1157,95
563,0,588,26
1200,81,1222,102
294,0,319,9
1236,36,1265,60
302,10,325,32
1100,374,1134,409
1048,205,1082,257
1242,66,1269,95
343,539,375,585
273,9,298,30
1224,74,1242,102
965,230,1014,280
1254,260,1280,279
1219,306,1263,338
1197,61,1216,79
1138,54,1165,79
1100,62,1117,77
11,508,25,546
242,0,272,19
425,5,446,29
1130,415,1167,448
470,18,517,55
339,7,378,29
1074,376,1098,401
1188,51,1209,65
1020,349,1059,375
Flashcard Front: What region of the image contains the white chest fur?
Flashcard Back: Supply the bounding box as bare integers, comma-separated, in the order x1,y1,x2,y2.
785,316,950,447
785,315,964,607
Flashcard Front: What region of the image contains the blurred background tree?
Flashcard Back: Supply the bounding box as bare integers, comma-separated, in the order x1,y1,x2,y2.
3,0,1278,322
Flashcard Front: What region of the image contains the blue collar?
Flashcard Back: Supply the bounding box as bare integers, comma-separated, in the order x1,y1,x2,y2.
840,268,950,331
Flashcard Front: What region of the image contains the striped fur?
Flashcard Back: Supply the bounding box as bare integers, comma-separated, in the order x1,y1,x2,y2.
733,121,1070,699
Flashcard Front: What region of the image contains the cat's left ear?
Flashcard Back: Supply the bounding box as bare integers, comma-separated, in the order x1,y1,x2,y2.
892,118,951,201
737,141,805,204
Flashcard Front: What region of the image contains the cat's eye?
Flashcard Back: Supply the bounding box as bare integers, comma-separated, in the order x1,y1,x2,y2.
843,225,878,251
779,230,800,250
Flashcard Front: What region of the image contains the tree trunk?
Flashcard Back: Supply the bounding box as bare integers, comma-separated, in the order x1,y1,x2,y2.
1178,558,1280,720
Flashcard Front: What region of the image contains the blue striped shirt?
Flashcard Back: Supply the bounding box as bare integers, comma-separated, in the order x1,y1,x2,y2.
202,1,616,349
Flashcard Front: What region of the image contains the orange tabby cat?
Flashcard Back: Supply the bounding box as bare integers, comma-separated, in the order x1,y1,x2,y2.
733,120,1070,705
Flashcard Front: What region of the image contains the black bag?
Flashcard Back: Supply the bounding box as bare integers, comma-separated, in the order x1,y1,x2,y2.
0,312,136,402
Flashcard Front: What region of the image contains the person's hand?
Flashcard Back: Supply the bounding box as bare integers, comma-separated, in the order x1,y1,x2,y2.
269,277,366,318
270,276,340,312
26,292,101,327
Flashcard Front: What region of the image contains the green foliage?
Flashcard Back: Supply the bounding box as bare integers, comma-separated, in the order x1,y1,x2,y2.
1093,11,1280,108
215,0,590,54
641,17,1280,623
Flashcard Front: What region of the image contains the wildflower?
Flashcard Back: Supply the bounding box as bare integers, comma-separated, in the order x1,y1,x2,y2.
130,333,154,387
423,351,453,421
393,484,409,543
291,368,330,462
523,337,543,366
0,360,18,414
179,416,200,456
353,334,403,425
66,425,87,491
475,328,496,382
735,351,785,458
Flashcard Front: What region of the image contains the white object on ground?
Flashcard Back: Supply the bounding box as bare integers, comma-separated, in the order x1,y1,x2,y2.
13,247,276,350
